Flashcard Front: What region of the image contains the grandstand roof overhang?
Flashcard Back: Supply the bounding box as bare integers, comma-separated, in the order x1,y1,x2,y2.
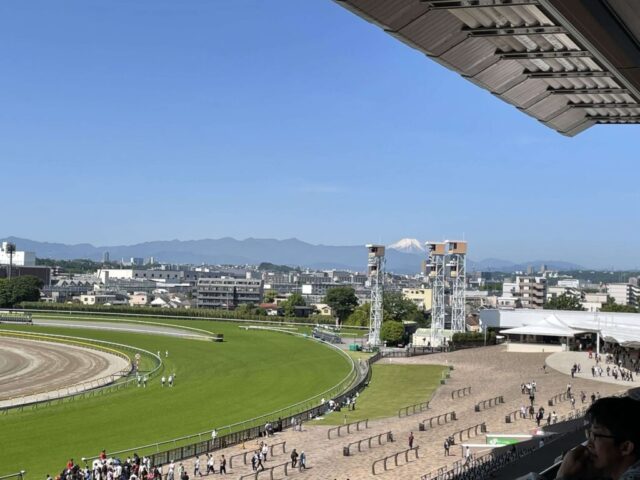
334,0,640,136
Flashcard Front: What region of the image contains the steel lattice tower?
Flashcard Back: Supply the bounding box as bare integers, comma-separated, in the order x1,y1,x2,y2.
447,240,467,333
426,242,446,347
366,244,385,347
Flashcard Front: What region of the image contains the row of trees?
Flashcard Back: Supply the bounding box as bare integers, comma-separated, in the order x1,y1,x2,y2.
0,276,43,308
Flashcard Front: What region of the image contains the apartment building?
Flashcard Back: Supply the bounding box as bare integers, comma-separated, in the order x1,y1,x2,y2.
500,276,547,309
606,283,639,307
195,277,263,309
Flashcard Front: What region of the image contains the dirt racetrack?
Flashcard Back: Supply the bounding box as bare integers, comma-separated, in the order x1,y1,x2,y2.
0,337,131,407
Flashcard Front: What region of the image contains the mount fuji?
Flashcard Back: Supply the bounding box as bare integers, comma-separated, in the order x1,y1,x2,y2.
388,238,425,254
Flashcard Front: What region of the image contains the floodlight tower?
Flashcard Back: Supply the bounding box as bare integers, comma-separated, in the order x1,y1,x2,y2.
447,240,467,333
425,242,446,346
366,244,385,347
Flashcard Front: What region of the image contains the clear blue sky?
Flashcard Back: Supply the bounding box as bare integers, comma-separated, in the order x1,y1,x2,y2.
1,1,638,268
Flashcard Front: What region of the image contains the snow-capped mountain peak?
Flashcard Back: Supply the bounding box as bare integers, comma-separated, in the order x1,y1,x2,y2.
388,238,425,254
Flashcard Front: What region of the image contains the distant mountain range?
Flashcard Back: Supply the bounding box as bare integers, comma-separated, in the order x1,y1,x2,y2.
1,236,583,274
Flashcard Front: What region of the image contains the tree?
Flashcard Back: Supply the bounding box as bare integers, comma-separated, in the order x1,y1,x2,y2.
600,296,638,313
324,287,359,323
344,303,370,327
282,293,306,317
382,292,420,322
380,321,405,346
544,293,584,311
0,275,43,307
263,290,278,303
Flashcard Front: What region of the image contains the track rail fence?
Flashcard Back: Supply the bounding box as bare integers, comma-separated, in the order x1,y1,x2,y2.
0,330,162,413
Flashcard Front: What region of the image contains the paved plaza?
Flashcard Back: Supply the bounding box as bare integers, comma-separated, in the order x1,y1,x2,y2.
178,345,631,479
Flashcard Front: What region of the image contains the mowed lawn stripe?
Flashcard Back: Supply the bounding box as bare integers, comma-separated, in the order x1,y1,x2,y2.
313,364,446,425
0,321,351,478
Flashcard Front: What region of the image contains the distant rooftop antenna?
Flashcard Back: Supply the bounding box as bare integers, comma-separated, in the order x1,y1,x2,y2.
426,242,446,347
447,240,467,333
366,244,385,347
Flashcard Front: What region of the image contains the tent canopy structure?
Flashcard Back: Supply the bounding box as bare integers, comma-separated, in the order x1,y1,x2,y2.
500,314,587,338
334,0,640,136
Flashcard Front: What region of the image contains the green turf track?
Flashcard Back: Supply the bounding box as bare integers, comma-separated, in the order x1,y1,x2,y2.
313,364,447,425
0,318,351,478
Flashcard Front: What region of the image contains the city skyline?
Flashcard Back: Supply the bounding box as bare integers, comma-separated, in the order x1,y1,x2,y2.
1,1,639,268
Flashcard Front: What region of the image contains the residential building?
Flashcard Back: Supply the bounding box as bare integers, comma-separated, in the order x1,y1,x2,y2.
128,292,150,307
606,283,638,307
402,288,432,311
195,277,263,309
499,276,547,309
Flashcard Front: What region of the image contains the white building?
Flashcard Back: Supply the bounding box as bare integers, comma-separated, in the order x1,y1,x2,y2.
0,242,36,266
480,309,640,350
606,283,638,307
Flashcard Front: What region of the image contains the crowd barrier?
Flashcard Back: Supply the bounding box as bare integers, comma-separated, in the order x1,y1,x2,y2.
327,419,369,439
398,401,430,418
419,411,457,431
238,460,290,480
371,446,419,475
474,396,504,412
344,431,393,456
547,391,570,406
451,387,471,399
228,442,286,469
448,423,486,443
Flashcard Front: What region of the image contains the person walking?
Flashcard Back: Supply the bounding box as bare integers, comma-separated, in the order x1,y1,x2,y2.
444,438,450,456
218,456,226,475
409,432,415,449
298,451,306,471
290,449,298,468
193,457,200,477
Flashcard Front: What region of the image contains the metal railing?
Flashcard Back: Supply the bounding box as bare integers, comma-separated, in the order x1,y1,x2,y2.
229,442,286,469
0,472,26,480
419,411,456,431
447,423,486,444
451,387,471,399
474,395,504,412
327,419,369,439
398,400,430,418
371,446,419,475
344,431,394,455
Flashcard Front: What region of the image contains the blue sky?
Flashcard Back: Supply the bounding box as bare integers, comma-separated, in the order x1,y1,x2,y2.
1,1,638,268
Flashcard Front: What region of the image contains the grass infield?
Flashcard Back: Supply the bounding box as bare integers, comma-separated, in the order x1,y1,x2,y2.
0,318,351,478
312,363,447,425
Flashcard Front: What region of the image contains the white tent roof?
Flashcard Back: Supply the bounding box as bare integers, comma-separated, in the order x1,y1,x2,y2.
500,314,587,338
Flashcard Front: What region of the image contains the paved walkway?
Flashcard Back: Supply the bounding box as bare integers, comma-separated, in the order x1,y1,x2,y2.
545,351,640,387
176,345,629,480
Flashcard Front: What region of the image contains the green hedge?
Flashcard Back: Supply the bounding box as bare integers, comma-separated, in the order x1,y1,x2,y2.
452,331,496,345
17,302,334,324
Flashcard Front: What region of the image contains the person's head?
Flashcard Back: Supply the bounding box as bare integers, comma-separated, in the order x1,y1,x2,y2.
585,397,640,477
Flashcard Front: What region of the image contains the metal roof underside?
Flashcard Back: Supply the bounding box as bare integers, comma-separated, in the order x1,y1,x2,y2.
334,0,640,136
